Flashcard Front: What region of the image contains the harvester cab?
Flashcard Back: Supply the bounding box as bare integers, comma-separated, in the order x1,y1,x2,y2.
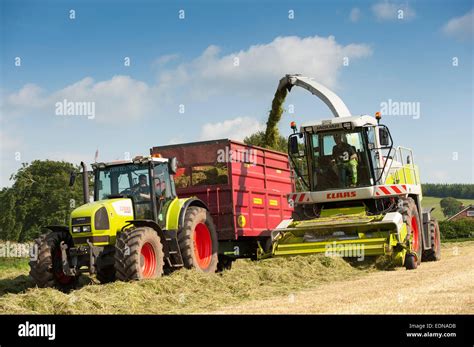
270,75,441,269
288,115,399,194
29,154,219,290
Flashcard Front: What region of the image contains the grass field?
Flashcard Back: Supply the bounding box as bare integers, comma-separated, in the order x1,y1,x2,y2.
0,254,376,314
421,196,474,221
0,242,472,314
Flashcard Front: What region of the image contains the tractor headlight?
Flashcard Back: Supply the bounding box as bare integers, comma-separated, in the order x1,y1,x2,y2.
82,225,91,232
72,226,81,233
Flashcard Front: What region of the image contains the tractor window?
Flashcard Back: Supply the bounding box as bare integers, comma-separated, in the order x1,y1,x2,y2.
154,163,172,199
117,174,131,193
95,164,153,219
97,171,112,199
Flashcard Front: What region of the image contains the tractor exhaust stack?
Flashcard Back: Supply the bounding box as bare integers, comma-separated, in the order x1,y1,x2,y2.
80,161,89,204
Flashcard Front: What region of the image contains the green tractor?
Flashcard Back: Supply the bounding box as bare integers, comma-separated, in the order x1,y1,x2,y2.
29,155,218,290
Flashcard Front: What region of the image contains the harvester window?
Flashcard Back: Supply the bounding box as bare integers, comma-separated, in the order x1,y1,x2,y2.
322,135,336,156
310,130,372,190
366,126,382,178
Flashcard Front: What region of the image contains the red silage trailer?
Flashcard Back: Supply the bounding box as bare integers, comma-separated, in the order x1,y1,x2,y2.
151,139,294,262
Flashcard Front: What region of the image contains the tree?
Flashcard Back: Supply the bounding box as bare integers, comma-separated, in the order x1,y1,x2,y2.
421,183,474,199
244,130,288,153
0,160,88,242
440,197,463,218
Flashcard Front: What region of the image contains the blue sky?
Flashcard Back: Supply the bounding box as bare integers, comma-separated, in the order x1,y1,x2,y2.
0,0,473,187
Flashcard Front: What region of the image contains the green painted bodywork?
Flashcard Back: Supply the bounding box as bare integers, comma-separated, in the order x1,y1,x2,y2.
385,164,421,186
70,196,194,246
163,197,191,230
70,198,133,246
270,206,409,265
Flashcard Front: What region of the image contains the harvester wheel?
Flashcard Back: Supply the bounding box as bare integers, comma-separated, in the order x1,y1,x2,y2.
114,227,164,281
179,206,218,273
422,220,441,262
96,247,116,283
29,230,79,291
399,197,422,270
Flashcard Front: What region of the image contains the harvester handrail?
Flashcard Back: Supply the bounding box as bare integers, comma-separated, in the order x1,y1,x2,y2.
386,145,418,186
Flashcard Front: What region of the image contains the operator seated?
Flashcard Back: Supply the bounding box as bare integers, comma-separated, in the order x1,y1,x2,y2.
331,134,358,187
131,174,151,201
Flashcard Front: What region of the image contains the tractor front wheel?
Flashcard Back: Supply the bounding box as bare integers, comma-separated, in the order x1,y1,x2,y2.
114,227,164,281
29,230,79,291
179,206,218,273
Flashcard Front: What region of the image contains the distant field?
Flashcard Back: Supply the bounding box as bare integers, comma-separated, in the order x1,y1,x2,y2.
421,196,474,221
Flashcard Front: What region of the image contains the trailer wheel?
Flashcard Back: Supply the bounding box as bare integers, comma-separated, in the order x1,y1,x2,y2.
399,197,422,270
114,227,164,281
422,220,441,262
179,206,218,273
29,231,79,291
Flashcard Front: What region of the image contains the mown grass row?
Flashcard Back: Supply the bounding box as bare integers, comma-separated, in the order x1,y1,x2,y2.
0,254,373,314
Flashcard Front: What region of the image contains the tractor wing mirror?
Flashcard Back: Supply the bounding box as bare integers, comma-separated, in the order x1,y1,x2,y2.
168,157,178,175
379,127,390,147
69,171,76,186
289,135,299,155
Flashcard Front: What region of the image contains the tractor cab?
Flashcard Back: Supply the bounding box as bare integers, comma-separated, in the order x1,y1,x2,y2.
92,155,178,224
288,115,392,192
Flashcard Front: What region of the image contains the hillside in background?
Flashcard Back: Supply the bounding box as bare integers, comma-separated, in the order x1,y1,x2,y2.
422,196,474,221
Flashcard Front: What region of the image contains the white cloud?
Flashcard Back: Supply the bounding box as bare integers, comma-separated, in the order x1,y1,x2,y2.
0,129,24,187
350,8,361,23
1,76,154,123
1,35,372,125
152,54,180,67
3,84,47,116
157,35,372,98
0,129,22,152
442,9,474,40
199,117,265,141
372,1,416,21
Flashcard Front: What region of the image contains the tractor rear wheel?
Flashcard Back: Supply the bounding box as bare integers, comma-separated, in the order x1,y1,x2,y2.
29,230,79,291
399,197,422,270
179,206,218,273
422,220,441,261
114,227,164,281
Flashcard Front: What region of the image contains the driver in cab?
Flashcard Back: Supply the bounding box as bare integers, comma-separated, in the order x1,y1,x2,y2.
131,174,151,201
331,133,358,187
